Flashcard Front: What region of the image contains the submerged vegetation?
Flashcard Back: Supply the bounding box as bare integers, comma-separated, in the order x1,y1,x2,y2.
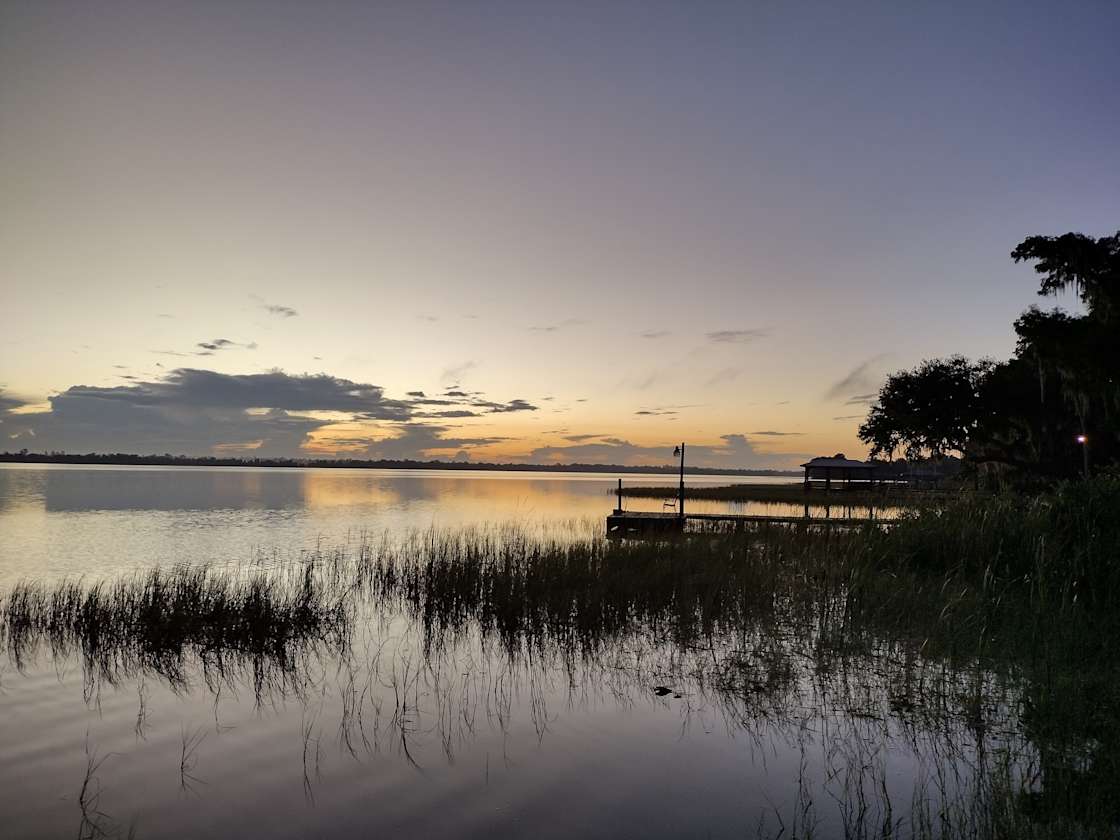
2,563,349,693
2,478,1119,837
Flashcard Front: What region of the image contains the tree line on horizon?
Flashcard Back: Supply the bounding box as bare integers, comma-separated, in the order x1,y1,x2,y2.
859,230,1119,483
0,450,798,477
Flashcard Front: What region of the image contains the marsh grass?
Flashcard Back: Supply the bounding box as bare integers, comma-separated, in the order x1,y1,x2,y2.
1,561,350,696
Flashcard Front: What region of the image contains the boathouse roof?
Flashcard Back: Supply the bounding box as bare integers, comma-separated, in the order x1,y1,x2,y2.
799,454,875,470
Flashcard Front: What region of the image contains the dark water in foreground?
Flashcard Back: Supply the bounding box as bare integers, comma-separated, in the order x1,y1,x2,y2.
0,467,1022,838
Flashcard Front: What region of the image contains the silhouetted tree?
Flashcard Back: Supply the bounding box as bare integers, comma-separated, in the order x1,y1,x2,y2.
858,356,993,460
863,231,1119,481
1012,231,1120,323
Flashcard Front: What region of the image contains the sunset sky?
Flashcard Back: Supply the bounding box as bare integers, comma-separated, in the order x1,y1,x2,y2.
2,1,1117,468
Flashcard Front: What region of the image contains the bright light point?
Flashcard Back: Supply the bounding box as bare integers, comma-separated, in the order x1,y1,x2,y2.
1076,435,1087,444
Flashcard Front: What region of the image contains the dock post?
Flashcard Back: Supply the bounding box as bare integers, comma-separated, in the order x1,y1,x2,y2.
678,442,685,521
615,478,623,514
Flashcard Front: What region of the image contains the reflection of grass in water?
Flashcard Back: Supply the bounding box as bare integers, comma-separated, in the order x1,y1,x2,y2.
2,562,349,697
1,479,1119,837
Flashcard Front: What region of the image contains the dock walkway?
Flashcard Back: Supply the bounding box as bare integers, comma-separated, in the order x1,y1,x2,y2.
606,510,893,536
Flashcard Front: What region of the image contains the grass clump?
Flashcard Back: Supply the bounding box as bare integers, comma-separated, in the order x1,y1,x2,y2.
1,562,349,691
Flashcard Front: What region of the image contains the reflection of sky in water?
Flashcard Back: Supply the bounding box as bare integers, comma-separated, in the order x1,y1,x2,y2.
0,465,808,586
0,603,1011,840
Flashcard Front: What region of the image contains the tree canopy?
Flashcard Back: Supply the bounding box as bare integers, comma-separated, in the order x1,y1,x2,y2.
862,230,1119,480
858,357,992,460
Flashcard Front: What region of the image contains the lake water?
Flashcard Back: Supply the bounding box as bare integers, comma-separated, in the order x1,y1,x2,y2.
0,464,816,587
0,466,1020,839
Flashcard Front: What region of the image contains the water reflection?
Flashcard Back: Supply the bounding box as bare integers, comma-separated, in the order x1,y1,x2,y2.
3,529,1106,839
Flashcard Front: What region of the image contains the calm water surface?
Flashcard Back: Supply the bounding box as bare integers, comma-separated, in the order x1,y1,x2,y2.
0,465,810,586
0,466,1014,839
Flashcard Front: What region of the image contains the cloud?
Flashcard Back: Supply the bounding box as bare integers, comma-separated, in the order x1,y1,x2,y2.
2,369,413,455
832,414,864,421
706,328,771,344
197,339,235,351
843,392,877,406
563,433,609,442
634,403,701,417
413,409,481,419
2,366,553,458
529,318,585,333
440,361,477,382
824,356,888,401
640,330,670,339
705,367,743,387
526,433,798,469
470,398,538,414
195,338,257,354
751,430,804,436
364,424,507,460
251,295,298,318
0,388,27,417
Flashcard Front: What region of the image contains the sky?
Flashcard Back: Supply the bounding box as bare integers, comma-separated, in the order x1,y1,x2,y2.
1,1,1118,469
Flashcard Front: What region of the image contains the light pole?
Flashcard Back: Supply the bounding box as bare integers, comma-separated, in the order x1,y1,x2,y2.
1076,434,1089,479
673,443,685,520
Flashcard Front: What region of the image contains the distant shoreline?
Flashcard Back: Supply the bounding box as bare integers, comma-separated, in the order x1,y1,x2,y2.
0,451,800,479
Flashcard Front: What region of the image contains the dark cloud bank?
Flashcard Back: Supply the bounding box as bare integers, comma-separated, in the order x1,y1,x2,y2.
2,370,793,467
0,370,534,459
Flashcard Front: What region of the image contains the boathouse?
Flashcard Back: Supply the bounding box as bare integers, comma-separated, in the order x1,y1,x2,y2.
801,454,877,490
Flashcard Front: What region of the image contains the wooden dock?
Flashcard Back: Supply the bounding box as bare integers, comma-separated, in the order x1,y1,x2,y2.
606,510,893,536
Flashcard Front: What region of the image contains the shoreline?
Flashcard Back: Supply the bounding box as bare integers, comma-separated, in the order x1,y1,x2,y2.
0,452,800,479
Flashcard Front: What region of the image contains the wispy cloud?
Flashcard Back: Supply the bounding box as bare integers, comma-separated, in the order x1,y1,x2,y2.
640,330,670,339
751,430,804,436
440,360,477,383
471,398,538,414
705,367,743,387
634,403,700,417
824,355,888,401
195,338,257,356
843,392,877,406
251,295,299,317
529,318,585,333
706,328,771,344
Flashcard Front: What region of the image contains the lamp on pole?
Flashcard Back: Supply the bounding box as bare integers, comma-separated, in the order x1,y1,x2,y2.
1076,434,1089,479
673,443,685,520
